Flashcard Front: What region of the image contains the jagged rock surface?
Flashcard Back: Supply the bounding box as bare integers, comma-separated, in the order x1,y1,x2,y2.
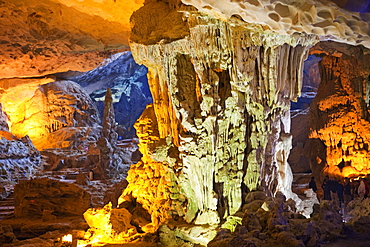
96,88,117,179
182,0,370,49
0,0,144,78
288,55,321,173
0,104,9,132
208,191,341,247
94,88,132,179
0,136,41,181
14,178,91,219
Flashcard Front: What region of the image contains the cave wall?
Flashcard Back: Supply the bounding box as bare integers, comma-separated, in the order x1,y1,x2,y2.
0,78,100,150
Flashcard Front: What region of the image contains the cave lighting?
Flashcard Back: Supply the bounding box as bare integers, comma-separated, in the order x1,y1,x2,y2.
77,202,142,246
62,234,72,242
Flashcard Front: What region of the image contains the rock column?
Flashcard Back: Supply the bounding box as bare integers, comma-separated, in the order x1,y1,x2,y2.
125,2,318,229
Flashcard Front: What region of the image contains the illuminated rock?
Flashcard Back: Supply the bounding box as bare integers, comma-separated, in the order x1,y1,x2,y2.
308,42,370,179
120,104,186,232
1,0,370,246
81,203,138,245
0,0,144,78
125,0,319,231
0,78,100,150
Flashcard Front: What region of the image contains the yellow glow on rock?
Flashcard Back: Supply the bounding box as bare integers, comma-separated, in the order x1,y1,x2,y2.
79,202,142,246
0,78,54,148
62,234,72,242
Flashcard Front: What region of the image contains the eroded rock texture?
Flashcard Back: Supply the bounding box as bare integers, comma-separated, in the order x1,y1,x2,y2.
72,51,152,138
0,135,41,180
288,55,321,173
120,1,319,232
0,78,100,150
0,0,144,78
182,0,370,48
96,88,120,179
0,103,9,132
309,42,370,179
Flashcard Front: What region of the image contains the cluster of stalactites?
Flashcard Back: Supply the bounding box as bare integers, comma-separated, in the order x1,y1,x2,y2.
128,5,318,227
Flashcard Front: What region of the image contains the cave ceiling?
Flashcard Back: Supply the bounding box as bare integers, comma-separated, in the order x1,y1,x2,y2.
0,0,369,79
0,0,144,78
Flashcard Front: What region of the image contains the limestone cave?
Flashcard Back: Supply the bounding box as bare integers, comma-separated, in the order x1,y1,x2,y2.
0,0,370,246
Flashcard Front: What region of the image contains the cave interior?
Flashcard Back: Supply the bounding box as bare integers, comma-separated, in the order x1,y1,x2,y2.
1,0,370,246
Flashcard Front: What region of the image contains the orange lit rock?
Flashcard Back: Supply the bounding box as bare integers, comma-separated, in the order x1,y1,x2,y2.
120,104,185,232
0,78,100,150
0,0,144,78
309,42,370,179
14,178,91,218
81,203,138,245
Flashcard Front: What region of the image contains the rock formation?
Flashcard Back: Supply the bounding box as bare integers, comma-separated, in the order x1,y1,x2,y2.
94,88,132,179
71,51,152,138
288,55,321,174
0,104,9,132
1,0,370,246
14,178,91,219
96,88,117,179
208,191,341,247
0,135,41,181
123,0,319,231
309,42,370,179
0,0,144,78
0,78,100,150
78,0,370,245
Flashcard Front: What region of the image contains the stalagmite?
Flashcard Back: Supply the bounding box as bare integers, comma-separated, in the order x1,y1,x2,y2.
96,88,118,179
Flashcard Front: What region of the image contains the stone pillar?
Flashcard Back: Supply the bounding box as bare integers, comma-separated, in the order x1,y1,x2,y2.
96,88,118,179
124,1,318,229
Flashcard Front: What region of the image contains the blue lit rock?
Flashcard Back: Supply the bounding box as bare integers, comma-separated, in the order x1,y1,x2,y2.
71,51,152,139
